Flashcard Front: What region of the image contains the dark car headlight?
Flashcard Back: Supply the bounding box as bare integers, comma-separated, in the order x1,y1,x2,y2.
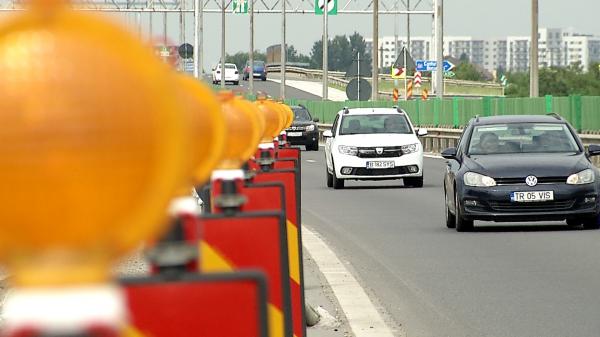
567,169,595,185
464,172,497,187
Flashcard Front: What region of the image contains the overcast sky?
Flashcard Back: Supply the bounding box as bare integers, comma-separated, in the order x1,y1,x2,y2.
116,0,600,70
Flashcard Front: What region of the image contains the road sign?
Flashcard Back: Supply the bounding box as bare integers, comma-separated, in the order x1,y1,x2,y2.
421,88,429,101
232,0,248,13
414,71,422,87
444,71,455,78
178,43,193,59
346,78,371,101
406,80,413,100
443,60,456,72
416,60,437,72
500,74,508,87
416,60,455,72
392,88,399,102
315,0,337,15
391,67,405,79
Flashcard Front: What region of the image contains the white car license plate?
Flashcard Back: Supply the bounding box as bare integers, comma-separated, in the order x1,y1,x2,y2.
510,191,554,202
287,132,302,137
366,161,395,169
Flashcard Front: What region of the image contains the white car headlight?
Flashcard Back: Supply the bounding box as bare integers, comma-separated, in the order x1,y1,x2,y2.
306,124,315,132
464,172,497,187
567,169,595,185
338,145,358,156
401,143,419,154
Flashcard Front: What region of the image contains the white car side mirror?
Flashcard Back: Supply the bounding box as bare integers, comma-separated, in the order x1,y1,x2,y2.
323,130,333,138
417,128,428,137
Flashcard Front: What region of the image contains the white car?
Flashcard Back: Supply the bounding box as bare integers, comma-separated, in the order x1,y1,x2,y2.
323,107,428,189
212,63,239,85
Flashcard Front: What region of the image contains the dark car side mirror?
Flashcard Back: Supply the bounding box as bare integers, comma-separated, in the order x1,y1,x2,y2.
313,118,320,123
441,147,458,160
588,144,600,157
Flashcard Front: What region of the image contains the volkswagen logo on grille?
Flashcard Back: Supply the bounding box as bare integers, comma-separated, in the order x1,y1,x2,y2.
376,147,384,155
525,175,538,187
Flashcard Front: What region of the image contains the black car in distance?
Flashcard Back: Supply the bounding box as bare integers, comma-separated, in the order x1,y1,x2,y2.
442,114,600,232
286,105,320,151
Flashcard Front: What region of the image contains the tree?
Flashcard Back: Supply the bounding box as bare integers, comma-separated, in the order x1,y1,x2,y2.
309,32,371,73
225,51,267,70
286,45,311,64
454,60,484,81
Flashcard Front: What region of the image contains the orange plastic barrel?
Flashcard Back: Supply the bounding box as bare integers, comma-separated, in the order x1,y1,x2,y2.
255,98,286,142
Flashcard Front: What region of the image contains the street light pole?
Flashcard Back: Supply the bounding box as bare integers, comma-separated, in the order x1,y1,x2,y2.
322,0,328,101
280,0,286,99
372,0,379,100
434,0,443,97
249,0,254,94
220,0,226,88
530,0,539,97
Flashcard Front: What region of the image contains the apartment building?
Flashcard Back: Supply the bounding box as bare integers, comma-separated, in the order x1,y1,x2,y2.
365,28,600,73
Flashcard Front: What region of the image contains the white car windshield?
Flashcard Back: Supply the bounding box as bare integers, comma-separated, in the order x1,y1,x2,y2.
339,114,412,135
467,123,581,155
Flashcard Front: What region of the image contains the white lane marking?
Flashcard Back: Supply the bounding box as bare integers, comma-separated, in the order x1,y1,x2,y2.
424,153,443,159
306,159,317,163
302,226,395,337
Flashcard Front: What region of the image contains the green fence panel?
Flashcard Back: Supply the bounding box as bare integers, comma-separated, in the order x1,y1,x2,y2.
552,96,572,123
581,96,600,132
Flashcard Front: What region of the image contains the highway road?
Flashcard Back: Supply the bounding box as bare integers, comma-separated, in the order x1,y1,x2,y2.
204,76,321,100
301,149,600,337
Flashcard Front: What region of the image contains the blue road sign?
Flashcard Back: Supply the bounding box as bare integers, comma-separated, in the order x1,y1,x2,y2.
443,60,456,72
416,60,437,72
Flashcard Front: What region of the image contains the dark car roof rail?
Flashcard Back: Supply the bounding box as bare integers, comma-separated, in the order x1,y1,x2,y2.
546,112,563,120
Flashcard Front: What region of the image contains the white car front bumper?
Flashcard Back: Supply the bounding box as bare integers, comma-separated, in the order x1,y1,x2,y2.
332,151,424,180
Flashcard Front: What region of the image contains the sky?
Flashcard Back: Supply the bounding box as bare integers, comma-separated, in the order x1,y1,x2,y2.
114,0,600,70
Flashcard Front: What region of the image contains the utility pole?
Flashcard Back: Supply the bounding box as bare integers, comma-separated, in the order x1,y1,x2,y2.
280,0,286,99
434,0,443,97
249,0,254,94
372,0,379,100
322,0,328,101
220,0,226,88
193,0,201,78
530,0,539,97
406,0,410,55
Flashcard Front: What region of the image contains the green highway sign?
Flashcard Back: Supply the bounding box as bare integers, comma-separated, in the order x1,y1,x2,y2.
444,71,455,78
232,0,248,13
315,0,337,15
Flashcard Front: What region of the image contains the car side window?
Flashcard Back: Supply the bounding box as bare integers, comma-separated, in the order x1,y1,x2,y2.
332,114,340,137
456,125,471,157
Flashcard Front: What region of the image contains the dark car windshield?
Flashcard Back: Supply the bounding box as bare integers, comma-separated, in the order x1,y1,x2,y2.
292,107,312,122
247,61,265,67
339,114,412,135
467,123,580,155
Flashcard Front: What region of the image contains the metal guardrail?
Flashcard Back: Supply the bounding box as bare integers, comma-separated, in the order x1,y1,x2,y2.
317,123,600,165
267,65,503,97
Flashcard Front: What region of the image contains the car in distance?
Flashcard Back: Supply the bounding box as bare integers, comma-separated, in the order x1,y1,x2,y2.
212,63,239,85
323,107,428,189
286,105,320,151
243,60,267,81
442,114,600,232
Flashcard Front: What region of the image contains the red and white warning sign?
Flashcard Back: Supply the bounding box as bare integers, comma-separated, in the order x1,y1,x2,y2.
413,71,422,87
391,67,405,79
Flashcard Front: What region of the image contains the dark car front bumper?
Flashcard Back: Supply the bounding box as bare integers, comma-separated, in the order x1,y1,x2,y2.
286,130,318,146
458,183,600,222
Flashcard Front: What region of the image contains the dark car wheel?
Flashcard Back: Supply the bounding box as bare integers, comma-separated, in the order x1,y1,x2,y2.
307,141,319,151
261,76,267,81
455,193,474,232
332,163,344,189
326,167,333,188
445,191,456,228
404,176,424,188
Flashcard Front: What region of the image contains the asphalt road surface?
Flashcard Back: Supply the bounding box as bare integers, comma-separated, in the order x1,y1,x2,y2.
203,76,321,100
301,149,600,337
